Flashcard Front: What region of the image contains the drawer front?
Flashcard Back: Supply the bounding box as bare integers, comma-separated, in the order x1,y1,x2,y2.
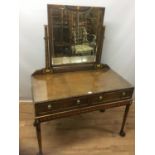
35,88,133,116
35,96,88,116
92,89,133,104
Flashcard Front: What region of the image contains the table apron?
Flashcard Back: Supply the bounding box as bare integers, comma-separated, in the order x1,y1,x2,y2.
35,99,132,123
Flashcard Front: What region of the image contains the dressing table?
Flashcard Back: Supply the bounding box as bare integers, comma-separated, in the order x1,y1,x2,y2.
32,5,134,155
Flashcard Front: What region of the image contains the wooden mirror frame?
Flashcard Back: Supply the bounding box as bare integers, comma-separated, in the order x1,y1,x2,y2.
33,4,109,75
44,5,106,73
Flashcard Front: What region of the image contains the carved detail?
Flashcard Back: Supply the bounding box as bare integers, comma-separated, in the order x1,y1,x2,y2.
94,63,110,70
44,68,52,73
44,25,51,71
32,68,53,76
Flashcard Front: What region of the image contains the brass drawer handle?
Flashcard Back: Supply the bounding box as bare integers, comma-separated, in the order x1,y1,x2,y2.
76,99,80,104
47,104,52,109
99,96,103,101
122,92,126,96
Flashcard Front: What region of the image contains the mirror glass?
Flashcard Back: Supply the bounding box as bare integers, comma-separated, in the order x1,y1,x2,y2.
48,6,102,65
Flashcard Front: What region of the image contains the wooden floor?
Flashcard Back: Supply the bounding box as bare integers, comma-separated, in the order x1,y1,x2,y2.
19,102,135,155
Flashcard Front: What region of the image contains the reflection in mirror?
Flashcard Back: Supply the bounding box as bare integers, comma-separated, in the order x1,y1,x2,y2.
52,55,96,65
49,6,102,65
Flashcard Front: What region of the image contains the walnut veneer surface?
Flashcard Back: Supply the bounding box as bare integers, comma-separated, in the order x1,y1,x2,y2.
32,69,132,103
32,68,134,155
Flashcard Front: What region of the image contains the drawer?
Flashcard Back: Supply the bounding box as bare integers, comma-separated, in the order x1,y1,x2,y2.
92,89,133,104
35,96,88,116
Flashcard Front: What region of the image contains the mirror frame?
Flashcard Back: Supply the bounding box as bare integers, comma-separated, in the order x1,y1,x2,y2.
47,4,105,73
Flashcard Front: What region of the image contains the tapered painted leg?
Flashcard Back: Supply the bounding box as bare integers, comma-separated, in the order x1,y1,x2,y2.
34,120,43,155
119,104,130,137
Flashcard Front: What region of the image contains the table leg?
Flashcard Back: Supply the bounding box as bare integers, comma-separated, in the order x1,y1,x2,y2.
119,104,130,137
34,120,43,155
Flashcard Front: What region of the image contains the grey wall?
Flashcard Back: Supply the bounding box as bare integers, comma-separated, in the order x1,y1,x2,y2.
101,1,135,85
19,0,135,100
